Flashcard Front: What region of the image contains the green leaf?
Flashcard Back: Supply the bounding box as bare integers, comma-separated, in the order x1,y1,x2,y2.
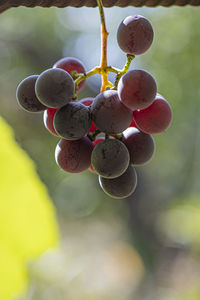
0,117,59,300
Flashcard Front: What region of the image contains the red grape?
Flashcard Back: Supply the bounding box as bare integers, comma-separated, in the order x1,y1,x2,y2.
91,139,130,178
53,57,86,92
43,108,58,136
35,68,75,108
55,137,94,173
133,94,172,134
117,15,153,55
16,75,46,112
118,69,157,110
54,102,91,140
122,127,155,165
99,166,137,199
91,90,133,134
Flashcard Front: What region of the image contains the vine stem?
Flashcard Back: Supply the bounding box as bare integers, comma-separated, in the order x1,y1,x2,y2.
97,0,109,92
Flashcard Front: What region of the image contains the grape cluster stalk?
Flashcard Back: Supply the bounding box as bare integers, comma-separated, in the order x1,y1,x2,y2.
16,1,172,199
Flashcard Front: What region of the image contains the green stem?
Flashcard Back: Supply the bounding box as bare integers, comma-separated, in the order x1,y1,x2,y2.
114,54,135,88
87,129,101,141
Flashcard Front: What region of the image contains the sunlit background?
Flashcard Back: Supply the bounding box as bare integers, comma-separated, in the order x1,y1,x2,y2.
0,4,200,300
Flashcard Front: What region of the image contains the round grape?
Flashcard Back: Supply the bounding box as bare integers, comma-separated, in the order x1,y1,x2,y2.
89,138,105,173
53,57,86,92
80,98,96,133
117,15,153,55
54,102,91,140
35,68,75,108
55,137,94,173
118,69,157,110
99,166,137,199
43,108,58,136
91,138,130,178
133,94,172,134
122,127,155,165
16,75,46,112
91,90,133,134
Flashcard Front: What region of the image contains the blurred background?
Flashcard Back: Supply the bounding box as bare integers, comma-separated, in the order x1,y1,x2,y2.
1,4,200,300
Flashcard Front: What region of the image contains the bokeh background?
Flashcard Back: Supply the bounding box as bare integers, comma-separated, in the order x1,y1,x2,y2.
1,4,200,300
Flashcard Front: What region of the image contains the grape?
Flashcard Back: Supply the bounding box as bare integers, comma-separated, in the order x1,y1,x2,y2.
55,137,94,173
133,94,172,134
99,166,137,199
129,117,138,128
122,127,155,165
91,90,133,134
89,138,105,173
16,75,46,112
43,108,58,136
35,68,75,108
118,69,157,110
53,57,86,92
91,138,130,178
80,98,96,133
117,15,153,55
54,102,91,140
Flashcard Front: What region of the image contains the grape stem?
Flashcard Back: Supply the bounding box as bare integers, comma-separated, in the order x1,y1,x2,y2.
114,54,135,88
87,129,101,141
97,0,110,92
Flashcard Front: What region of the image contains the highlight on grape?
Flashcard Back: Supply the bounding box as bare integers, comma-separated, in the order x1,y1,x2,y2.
16,9,172,199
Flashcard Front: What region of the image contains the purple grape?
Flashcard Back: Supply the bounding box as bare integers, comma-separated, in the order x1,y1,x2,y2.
117,15,154,55
55,137,94,173
35,68,75,108
54,102,91,140
91,139,130,178
118,69,157,110
16,75,46,112
53,57,86,92
91,90,133,134
99,166,137,199
122,127,155,165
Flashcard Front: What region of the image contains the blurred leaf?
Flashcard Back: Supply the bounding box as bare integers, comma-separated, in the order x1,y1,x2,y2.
0,117,59,300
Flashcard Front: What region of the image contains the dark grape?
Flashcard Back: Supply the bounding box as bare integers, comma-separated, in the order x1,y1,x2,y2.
91,90,133,134
80,98,96,133
16,75,46,112
99,166,137,199
117,15,153,55
133,94,172,134
91,138,130,178
122,127,155,165
53,57,86,92
118,69,157,110
89,138,105,173
43,108,58,136
55,137,94,173
54,102,91,140
35,68,75,108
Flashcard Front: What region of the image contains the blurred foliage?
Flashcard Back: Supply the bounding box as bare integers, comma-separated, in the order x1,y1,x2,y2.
0,117,58,300
0,4,200,300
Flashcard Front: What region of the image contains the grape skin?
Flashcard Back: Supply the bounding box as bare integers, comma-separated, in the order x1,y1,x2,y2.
118,69,157,110
89,138,105,173
79,98,97,133
55,137,94,173
53,57,86,92
133,94,172,134
16,75,46,112
91,139,130,179
43,108,58,136
99,166,137,199
117,15,153,55
54,102,91,140
35,68,75,108
122,127,155,165
91,90,133,134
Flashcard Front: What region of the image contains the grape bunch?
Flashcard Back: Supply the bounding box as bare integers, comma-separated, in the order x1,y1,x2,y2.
16,14,172,199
